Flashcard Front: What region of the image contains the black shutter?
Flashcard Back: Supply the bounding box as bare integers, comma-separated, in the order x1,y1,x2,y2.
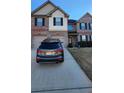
86,35,88,41
53,17,56,26
42,18,45,26
89,35,92,41
85,23,87,30
80,35,82,41
80,23,82,30
61,18,63,26
35,18,37,26
89,23,91,30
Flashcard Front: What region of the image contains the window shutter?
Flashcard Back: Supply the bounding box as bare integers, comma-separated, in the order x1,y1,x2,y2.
80,23,82,30
89,23,91,30
80,35,82,41
53,17,56,26
86,35,88,41
61,18,63,26
89,35,92,41
42,18,45,26
85,23,87,30
35,18,37,26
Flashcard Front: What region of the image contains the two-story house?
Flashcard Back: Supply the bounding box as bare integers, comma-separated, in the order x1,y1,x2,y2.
31,0,69,49
77,13,92,42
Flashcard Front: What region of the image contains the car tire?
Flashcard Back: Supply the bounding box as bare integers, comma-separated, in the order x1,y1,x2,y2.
59,58,64,63
36,61,39,63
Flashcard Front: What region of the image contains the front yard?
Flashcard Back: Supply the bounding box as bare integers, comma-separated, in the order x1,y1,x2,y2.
68,48,92,80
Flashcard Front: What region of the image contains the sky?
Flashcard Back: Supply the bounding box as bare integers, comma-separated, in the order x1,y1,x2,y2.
31,0,92,20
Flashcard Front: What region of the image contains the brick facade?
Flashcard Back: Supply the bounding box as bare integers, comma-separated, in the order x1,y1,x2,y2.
77,13,92,42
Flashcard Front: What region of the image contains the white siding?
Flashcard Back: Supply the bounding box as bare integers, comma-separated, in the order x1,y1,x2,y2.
34,3,55,15
49,10,68,31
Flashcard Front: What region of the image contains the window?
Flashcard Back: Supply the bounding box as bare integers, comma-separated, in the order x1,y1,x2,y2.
80,23,85,30
82,35,86,41
35,18,45,26
40,42,60,49
81,35,86,41
68,24,74,31
53,17,63,26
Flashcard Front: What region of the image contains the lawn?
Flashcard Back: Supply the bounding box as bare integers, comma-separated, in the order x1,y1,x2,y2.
68,48,92,80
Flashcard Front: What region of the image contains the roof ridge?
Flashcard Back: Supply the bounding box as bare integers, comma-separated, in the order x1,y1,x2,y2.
31,0,57,15
78,12,92,21
32,0,69,17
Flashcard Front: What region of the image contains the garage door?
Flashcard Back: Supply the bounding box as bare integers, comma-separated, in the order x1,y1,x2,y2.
32,36,47,49
32,36,68,49
52,36,68,47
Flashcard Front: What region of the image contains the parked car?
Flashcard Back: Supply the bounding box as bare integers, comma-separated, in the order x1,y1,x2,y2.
36,38,64,63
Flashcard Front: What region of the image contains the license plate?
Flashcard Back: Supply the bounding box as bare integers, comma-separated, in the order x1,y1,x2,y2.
46,51,55,55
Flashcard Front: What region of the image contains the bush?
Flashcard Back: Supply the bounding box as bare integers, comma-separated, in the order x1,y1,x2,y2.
79,41,92,47
68,43,73,48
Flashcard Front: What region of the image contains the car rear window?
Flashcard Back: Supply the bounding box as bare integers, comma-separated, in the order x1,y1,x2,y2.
39,42,60,49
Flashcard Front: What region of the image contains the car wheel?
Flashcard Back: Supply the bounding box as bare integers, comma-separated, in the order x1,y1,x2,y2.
59,59,64,63
36,61,39,63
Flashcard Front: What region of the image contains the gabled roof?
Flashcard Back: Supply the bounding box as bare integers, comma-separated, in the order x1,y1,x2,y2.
78,12,92,22
31,0,69,17
82,12,92,18
47,6,69,17
31,0,55,15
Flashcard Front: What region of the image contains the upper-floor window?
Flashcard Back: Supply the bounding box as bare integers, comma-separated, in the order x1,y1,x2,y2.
80,22,92,30
35,18,45,26
53,17,63,26
68,24,74,31
80,23,85,30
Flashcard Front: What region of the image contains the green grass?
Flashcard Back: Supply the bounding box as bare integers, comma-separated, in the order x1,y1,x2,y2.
68,48,92,81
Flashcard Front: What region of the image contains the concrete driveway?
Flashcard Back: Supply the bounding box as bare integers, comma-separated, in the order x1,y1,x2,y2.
31,48,92,93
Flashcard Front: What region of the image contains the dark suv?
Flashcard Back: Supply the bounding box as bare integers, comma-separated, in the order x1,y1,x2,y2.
36,38,64,63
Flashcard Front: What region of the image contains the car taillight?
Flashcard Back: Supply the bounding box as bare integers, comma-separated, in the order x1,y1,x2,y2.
37,50,45,55
55,49,63,55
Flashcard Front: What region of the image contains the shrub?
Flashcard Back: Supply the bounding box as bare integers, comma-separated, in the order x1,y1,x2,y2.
68,43,73,48
79,41,92,47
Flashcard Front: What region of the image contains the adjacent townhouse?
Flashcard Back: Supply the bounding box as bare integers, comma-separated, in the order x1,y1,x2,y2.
31,0,69,49
68,13,92,47
77,13,92,42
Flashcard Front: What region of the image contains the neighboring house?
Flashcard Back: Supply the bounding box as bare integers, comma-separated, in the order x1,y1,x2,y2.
77,13,92,42
31,0,69,49
68,19,78,47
